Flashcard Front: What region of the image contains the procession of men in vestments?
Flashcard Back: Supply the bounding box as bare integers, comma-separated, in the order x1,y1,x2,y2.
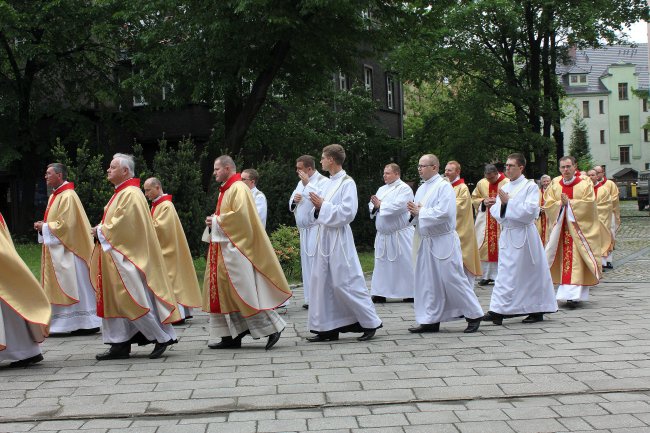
0,145,621,367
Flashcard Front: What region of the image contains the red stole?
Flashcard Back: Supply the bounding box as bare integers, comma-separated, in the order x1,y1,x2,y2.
97,178,141,317
486,172,505,262
560,177,582,284
209,173,242,313
451,178,465,187
540,188,547,246
44,182,75,221
151,194,172,216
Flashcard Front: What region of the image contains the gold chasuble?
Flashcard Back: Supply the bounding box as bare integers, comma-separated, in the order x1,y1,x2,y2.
536,188,549,246
593,183,614,257
544,178,601,286
41,183,94,306
472,174,509,262
0,213,51,347
203,174,291,317
599,177,621,235
452,179,481,276
90,179,180,324
150,195,202,308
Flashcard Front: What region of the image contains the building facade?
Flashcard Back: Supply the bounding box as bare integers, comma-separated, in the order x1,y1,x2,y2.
558,44,650,181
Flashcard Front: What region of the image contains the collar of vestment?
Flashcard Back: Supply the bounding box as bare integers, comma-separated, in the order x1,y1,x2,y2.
451,177,464,187
561,176,581,187
510,174,525,185
151,194,172,216
329,170,346,180
309,171,321,181
496,172,506,183
575,169,582,177
424,173,441,184
102,178,140,223
217,173,242,215
44,182,75,220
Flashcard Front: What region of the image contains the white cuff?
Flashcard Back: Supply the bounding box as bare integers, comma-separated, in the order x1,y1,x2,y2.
41,224,61,246
96,225,112,252
211,216,228,242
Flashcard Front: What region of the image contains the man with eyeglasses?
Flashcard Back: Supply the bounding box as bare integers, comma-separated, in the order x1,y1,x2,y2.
471,164,509,286
544,156,601,309
241,169,267,229
408,154,483,334
481,154,557,326
593,165,620,269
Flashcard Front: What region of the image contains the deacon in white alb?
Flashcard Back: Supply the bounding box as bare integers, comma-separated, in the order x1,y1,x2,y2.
368,163,415,303
289,155,328,309
482,153,557,326
408,154,483,334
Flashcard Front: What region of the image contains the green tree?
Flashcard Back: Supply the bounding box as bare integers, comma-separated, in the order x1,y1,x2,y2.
0,0,126,231
568,116,593,171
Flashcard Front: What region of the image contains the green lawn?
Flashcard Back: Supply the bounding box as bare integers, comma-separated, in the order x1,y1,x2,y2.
15,244,375,286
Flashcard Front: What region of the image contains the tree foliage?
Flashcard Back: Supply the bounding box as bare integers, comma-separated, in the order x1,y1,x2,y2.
568,115,593,171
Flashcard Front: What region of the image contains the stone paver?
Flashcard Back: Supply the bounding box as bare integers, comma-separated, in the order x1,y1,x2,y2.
1,202,649,432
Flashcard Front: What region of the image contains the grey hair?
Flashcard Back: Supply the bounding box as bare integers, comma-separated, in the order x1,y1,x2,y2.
540,174,551,182
484,164,498,175
145,177,162,189
113,153,135,177
47,163,68,181
215,155,237,171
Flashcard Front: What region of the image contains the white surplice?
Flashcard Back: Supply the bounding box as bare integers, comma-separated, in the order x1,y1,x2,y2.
0,300,42,362
368,179,415,298
289,171,328,305
488,176,557,316
251,187,268,229
97,228,177,344
40,225,101,333
413,175,484,324
307,170,382,332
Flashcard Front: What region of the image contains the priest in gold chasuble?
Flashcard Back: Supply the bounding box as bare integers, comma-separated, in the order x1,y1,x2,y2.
203,155,291,350
472,164,509,285
34,163,101,335
0,212,51,367
594,166,620,269
536,175,552,247
544,156,601,307
144,177,202,322
91,153,179,361
588,169,614,265
445,161,481,288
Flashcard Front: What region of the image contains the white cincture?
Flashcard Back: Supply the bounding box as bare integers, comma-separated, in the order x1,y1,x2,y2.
374,226,411,261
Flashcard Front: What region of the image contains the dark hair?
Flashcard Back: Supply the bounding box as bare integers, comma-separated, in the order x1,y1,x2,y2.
47,163,68,181
506,153,526,167
322,144,346,165
296,155,316,170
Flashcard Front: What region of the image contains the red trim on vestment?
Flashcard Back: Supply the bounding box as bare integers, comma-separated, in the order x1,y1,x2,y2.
0,212,4,228
485,173,505,262
43,182,75,220
151,194,172,216
451,178,465,187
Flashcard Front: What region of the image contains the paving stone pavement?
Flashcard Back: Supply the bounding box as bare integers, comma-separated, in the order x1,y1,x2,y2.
1,202,649,433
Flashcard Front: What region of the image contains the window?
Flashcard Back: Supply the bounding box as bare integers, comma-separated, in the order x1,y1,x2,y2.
600,130,606,144
364,66,373,93
570,74,587,85
645,163,650,170
645,128,649,142
644,98,648,112
338,72,348,91
619,146,630,164
386,75,395,110
599,100,604,114
582,101,590,118
620,115,630,133
618,83,628,100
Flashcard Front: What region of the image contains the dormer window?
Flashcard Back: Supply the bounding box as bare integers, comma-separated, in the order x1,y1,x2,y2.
569,74,588,86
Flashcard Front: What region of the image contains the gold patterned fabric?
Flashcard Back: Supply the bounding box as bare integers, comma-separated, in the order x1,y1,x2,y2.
471,175,509,262
544,178,601,286
151,197,202,308
203,179,291,316
0,214,51,344
453,180,481,276
90,180,180,324
41,187,93,306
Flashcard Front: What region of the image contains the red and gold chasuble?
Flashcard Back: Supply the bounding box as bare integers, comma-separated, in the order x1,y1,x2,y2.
151,194,172,216
539,189,547,246
559,178,580,284
486,174,505,262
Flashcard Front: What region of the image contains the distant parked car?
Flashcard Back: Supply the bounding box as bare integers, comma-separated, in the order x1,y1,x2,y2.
638,170,649,211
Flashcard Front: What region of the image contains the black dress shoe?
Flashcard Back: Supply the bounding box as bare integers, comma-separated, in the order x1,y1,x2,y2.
482,312,503,325
96,344,130,360
357,329,376,341
150,339,177,359
522,313,543,323
478,279,490,286
565,300,578,309
70,327,100,336
606,262,614,269
306,332,339,342
464,318,481,333
371,296,386,304
9,354,44,368
408,323,440,333
208,336,242,349
302,304,309,310
402,298,414,303
265,331,281,350
172,319,186,326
